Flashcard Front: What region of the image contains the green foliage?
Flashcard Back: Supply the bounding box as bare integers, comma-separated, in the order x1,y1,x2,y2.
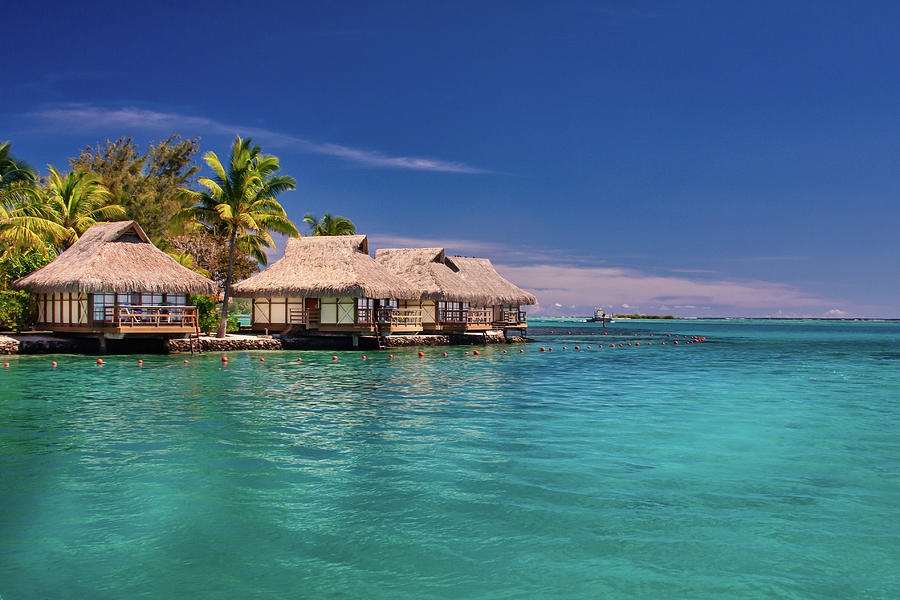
226,315,240,333
189,294,219,333
0,290,32,332
1,141,62,255
0,249,55,289
173,136,299,337
166,229,259,289
303,212,356,236
69,136,201,241
227,297,251,314
43,166,127,249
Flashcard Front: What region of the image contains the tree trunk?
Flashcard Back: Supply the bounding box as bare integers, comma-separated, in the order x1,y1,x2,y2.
216,229,238,338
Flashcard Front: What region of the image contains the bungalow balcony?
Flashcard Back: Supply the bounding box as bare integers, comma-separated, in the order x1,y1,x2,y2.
97,305,199,333
495,309,528,328
375,307,424,333
290,306,423,333
437,308,494,331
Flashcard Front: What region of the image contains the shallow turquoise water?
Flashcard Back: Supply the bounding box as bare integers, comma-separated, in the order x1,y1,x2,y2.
1,320,898,598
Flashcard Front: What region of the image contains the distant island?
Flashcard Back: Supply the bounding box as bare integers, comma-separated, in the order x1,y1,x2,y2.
612,314,675,319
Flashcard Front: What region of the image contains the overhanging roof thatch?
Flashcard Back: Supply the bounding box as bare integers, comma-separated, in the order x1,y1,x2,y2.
374,247,480,302
231,235,418,299
12,221,218,295
445,256,537,306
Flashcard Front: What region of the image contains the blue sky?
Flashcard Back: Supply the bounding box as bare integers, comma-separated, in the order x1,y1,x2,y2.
4,1,899,317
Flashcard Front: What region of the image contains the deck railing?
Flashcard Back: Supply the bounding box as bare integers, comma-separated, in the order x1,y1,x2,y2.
377,308,423,327
496,310,527,326
288,307,308,324
102,305,198,328
439,308,493,325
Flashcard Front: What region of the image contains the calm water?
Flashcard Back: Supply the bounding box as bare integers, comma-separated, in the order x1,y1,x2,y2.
1,320,898,599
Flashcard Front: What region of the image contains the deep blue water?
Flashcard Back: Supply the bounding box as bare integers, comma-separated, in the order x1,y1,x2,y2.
1,320,898,598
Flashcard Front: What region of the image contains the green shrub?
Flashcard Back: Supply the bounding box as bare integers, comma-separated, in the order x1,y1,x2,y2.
0,250,54,290
226,315,240,333
0,290,32,332
189,294,219,333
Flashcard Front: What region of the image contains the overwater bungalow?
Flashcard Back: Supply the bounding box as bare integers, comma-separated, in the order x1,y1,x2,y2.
374,248,536,333
230,235,420,337
12,221,217,348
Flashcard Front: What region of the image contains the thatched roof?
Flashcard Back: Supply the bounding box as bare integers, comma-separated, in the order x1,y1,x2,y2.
374,247,537,306
231,235,418,299
445,256,537,306
13,221,218,295
374,247,480,302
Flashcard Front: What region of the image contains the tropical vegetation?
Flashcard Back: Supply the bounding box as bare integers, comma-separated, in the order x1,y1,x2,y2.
303,212,356,236
44,166,127,250
172,136,299,337
0,135,362,335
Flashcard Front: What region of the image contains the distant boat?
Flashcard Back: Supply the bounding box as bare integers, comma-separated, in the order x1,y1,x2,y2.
587,308,614,323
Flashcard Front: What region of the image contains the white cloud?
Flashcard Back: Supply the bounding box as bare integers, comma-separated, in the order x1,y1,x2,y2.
824,308,850,317
493,263,837,316
360,234,840,317
23,105,489,174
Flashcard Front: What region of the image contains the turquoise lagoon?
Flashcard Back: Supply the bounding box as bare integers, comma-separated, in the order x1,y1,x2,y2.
1,320,898,598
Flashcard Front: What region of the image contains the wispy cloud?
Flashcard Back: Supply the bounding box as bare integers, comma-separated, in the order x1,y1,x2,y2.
496,262,838,316
363,233,841,317
23,105,489,174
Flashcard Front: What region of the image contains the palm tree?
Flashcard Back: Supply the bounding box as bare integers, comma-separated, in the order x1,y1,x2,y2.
173,136,299,338
303,212,356,236
0,142,63,256
44,166,127,249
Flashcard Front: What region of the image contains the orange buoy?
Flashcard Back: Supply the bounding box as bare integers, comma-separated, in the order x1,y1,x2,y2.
3,363,8,368
465,351,470,355
519,349,524,353
389,354,394,359
627,343,632,346
138,359,143,366
503,350,507,353
586,346,591,349
260,357,264,362
636,343,640,346
568,331,571,335
184,359,189,364
540,347,546,352
603,332,608,335
575,346,580,350
667,334,671,337
473,350,479,355
332,355,338,361
418,351,425,358
549,347,553,352
97,358,103,365
297,357,302,361
52,361,57,367
442,352,448,357
674,341,679,344
563,346,567,350
361,355,367,360
221,356,228,361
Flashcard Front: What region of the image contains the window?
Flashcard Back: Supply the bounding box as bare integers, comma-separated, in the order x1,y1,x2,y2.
93,293,116,321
